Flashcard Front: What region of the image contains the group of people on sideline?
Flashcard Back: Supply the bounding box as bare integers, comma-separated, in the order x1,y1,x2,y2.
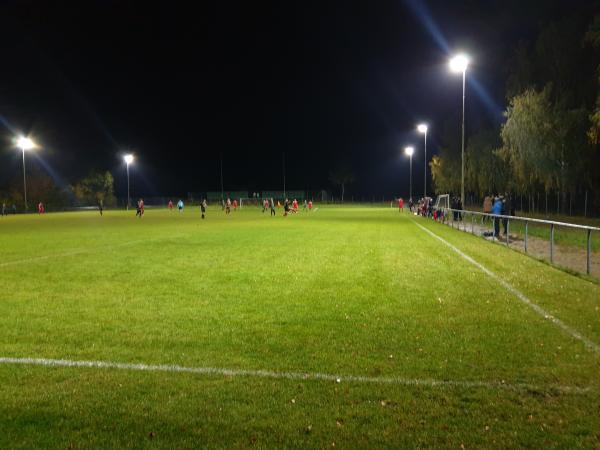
484,193,515,238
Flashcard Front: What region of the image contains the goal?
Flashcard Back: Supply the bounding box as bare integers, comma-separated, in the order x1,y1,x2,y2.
434,194,450,210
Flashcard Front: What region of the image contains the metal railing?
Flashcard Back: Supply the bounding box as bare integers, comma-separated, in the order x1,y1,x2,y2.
437,208,599,276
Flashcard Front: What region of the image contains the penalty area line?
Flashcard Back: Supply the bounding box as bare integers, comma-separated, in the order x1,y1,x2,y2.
0,356,592,395
413,220,600,355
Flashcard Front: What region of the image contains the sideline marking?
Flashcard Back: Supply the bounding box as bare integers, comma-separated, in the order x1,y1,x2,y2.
413,220,600,355
0,356,591,394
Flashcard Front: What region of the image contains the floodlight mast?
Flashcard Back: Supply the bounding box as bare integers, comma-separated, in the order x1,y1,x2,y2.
449,53,469,206
450,53,470,206
417,124,428,198
404,146,414,201
124,154,134,210
16,137,36,211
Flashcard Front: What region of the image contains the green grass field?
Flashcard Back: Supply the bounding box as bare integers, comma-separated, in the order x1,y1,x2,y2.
1,206,599,449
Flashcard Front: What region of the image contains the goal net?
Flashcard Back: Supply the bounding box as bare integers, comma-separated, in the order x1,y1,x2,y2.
434,194,450,210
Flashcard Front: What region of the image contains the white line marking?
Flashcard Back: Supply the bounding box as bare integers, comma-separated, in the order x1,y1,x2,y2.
0,356,591,394
413,220,600,355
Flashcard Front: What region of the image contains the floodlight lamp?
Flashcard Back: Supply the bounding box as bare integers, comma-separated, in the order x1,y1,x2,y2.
417,124,428,133
124,154,134,164
17,136,35,151
449,54,469,73
404,146,414,156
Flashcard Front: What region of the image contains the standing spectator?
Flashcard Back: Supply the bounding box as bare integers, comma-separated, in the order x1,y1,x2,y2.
483,195,493,224
491,196,503,238
503,193,514,236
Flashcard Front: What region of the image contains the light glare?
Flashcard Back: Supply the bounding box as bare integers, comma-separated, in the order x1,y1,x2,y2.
417,124,428,133
124,154,134,164
17,136,35,151
449,54,469,73
404,146,414,156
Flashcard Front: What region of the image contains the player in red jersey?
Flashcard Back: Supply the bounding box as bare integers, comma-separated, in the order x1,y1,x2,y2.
398,197,404,212
168,199,173,211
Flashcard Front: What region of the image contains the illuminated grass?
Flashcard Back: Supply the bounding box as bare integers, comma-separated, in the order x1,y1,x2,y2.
0,207,599,449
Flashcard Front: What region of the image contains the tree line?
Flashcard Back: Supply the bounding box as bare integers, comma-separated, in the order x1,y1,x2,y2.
0,170,116,210
431,14,600,213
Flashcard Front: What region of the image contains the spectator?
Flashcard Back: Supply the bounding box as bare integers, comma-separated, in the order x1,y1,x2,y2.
503,193,514,236
482,194,493,224
491,196,503,238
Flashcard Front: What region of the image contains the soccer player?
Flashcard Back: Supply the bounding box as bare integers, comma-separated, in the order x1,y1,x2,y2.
98,199,104,216
177,199,184,213
225,198,231,214
283,199,290,216
168,199,174,211
398,197,404,212
308,200,313,211
1,203,5,217
270,197,276,216
303,199,307,211
292,199,298,213
136,199,142,218
38,202,44,215
232,199,238,211
140,198,145,216
200,199,207,219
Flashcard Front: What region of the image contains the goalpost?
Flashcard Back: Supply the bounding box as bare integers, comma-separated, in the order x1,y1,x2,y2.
434,194,450,210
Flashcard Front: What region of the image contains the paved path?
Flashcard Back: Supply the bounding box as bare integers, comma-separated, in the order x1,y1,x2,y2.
443,216,599,278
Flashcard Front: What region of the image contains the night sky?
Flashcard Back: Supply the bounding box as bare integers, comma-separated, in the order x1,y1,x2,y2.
0,0,595,199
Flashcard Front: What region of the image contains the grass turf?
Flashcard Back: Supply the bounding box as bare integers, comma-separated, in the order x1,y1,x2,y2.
0,206,599,449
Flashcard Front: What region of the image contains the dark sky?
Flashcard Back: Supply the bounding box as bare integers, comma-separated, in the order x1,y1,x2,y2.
0,0,596,199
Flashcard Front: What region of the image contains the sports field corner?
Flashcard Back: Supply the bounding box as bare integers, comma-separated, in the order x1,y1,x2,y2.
1,206,599,449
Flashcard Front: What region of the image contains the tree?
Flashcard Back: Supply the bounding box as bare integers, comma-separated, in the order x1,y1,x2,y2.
585,14,600,145
6,170,69,210
430,116,462,196
465,127,507,196
499,87,592,209
329,164,355,202
72,171,116,206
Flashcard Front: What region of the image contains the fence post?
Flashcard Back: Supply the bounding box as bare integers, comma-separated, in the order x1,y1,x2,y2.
525,221,528,253
550,223,555,264
506,219,510,246
587,229,592,275
471,214,475,235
